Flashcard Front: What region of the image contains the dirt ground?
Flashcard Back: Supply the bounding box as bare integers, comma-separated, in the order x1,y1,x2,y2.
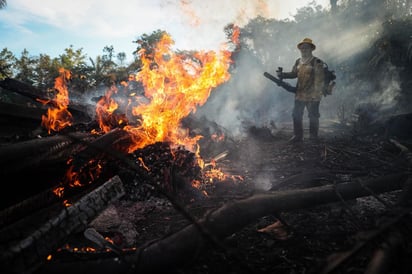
44,120,412,274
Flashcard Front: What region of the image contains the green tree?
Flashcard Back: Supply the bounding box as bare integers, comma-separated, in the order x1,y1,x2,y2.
88,55,106,87
102,45,116,69
14,49,37,85
57,45,93,93
117,52,127,66
0,0,6,9
293,1,324,22
32,54,58,90
58,45,87,70
0,48,16,79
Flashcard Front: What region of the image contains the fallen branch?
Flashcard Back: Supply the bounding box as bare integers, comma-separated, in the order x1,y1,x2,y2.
320,211,409,274
364,231,405,274
37,172,409,274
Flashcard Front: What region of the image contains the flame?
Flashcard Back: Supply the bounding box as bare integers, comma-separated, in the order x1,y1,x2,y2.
52,158,103,201
204,167,244,183
123,33,232,153
137,157,150,171
55,243,137,255
50,33,234,197
231,25,240,46
179,0,201,26
53,186,64,198
95,85,127,133
211,132,225,142
40,68,73,133
63,159,103,187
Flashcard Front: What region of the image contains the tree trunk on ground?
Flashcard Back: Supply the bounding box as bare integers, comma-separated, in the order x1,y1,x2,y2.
37,172,409,274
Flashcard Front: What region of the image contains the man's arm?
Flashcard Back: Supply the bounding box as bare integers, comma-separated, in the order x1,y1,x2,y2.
277,59,299,79
263,72,296,93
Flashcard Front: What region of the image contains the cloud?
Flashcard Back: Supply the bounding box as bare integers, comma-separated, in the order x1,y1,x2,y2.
8,0,168,37
2,0,329,53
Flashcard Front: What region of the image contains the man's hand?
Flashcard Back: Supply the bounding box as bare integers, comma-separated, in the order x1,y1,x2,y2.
276,67,283,79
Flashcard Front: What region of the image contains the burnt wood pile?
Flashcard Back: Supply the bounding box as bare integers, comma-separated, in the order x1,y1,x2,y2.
1,78,412,274
0,78,209,274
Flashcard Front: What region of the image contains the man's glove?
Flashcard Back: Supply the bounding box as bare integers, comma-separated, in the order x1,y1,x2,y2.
276,67,283,79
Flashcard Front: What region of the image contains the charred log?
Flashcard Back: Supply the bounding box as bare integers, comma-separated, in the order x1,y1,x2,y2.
36,173,408,274
71,128,131,172
0,132,94,171
0,187,61,229
0,175,125,274
123,141,205,203
0,132,96,210
0,78,47,102
0,101,46,121
0,101,46,141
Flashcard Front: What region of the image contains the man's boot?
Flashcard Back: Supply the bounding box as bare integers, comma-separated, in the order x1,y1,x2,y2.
289,118,303,143
309,118,319,140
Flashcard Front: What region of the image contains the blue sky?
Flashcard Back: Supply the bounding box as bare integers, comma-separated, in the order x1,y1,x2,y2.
0,0,329,64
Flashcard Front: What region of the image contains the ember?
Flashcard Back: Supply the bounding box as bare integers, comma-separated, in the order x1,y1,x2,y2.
0,31,241,274
33,32,235,200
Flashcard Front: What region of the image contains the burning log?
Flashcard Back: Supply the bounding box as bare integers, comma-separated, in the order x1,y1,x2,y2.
124,141,205,202
71,128,131,172
0,77,92,122
0,132,94,172
0,132,96,210
37,173,408,274
0,175,125,274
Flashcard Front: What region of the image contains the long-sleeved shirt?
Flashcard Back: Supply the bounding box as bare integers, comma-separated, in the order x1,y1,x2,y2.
282,56,325,101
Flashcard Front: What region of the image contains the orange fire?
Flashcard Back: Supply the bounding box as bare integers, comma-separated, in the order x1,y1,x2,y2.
48,33,236,197
95,84,128,133
122,33,232,153
91,33,233,154
40,68,73,134
231,25,240,46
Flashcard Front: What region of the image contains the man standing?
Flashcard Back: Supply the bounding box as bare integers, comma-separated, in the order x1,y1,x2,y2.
277,38,326,143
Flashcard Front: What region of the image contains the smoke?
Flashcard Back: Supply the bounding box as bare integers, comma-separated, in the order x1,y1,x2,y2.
196,48,295,139
168,0,326,51
64,1,407,144
320,20,382,63
366,62,401,110
193,3,407,140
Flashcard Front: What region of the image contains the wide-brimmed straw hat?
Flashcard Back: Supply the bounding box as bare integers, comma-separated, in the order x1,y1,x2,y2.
297,38,316,50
